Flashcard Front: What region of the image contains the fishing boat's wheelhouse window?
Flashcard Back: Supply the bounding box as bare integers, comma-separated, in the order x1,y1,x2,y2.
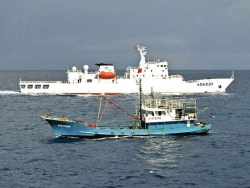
35,85,41,89
143,110,154,117
142,110,154,117
43,85,49,89
156,111,166,116
27,85,33,89
87,79,92,83
20,85,25,89
184,104,197,114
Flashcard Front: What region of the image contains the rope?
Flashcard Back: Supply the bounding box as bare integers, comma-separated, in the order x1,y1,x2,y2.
96,97,102,127
96,99,109,127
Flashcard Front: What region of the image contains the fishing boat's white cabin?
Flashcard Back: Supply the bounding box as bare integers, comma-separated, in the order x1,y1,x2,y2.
142,98,198,123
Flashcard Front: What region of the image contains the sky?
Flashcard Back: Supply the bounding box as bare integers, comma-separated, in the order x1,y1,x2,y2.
0,0,250,70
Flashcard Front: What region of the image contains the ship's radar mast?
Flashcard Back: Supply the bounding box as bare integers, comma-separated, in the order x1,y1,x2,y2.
136,45,147,68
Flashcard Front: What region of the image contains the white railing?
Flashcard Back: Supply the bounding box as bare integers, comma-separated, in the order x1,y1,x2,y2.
20,81,63,84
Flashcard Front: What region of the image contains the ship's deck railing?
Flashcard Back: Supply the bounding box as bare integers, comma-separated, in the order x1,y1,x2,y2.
67,70,82,73
169,74,183,78
126,66,138,69
143,98,196,109
67,70,97,75
116,75,127,79
187,80,198,83
20,81,63,84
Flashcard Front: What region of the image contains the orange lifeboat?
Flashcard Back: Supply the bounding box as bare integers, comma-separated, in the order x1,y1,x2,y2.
99,71,116,79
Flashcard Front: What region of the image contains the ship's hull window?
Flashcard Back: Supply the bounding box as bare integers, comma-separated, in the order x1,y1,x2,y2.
35,85,41,89
43,85,49,89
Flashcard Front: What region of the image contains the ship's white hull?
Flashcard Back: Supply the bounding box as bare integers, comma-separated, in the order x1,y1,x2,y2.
19,45,234,95
19,77,233,95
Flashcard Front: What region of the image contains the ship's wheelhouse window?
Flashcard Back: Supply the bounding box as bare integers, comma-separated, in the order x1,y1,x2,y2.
43,85,49,89
27,85,33,89
146,111,153,116
157,111,166,116
164,65,166,67
161,65,163,67
20,85,25,89
35,85,41,89
87,79,92,83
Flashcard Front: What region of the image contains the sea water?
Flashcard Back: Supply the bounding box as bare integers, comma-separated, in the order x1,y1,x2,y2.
0,70,249,188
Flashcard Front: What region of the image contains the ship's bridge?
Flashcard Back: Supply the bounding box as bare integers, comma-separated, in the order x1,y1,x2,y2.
126,60,169,79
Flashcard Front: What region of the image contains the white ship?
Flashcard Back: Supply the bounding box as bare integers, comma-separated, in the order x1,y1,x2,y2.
19,45,234,95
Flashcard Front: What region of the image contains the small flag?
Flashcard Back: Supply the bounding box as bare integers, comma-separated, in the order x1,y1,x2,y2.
134,46,137,50
138,68,142,73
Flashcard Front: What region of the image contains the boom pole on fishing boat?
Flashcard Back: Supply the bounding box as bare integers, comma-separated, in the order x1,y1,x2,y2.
100,96,137,120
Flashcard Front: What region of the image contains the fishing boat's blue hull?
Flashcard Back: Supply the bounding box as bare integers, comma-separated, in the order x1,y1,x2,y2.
44,119,211,138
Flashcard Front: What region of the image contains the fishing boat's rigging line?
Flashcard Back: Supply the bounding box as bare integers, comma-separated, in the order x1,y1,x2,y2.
96,98,109,127
99,96,137,120
198,107,208,114
96,97,102,127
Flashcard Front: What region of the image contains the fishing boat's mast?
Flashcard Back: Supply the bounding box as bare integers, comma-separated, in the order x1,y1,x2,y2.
139,78,143,128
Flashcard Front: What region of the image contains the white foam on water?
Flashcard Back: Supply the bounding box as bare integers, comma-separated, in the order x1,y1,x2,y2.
0,90,21,95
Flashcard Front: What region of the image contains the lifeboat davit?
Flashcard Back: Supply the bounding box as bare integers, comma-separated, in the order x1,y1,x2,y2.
99,71,116,79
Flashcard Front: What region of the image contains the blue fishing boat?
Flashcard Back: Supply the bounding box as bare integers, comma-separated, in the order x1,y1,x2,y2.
41,84,211,137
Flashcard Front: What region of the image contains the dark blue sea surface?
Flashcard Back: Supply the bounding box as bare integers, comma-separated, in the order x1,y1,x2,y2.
0,70,249,188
